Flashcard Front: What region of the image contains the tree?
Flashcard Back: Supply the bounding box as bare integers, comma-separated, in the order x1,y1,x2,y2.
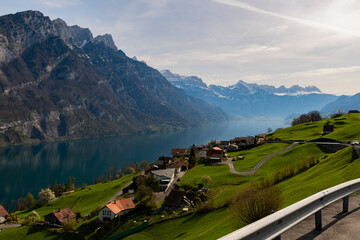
38,188,56,204
24,211,40,225
188,145,197,166
140,160,149,171
63,220,77,232
135,185,153,204
25,193,35,208
16,198,28,211
68,176,76,191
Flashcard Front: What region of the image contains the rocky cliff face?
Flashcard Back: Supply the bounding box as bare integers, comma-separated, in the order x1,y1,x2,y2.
0,10,227,146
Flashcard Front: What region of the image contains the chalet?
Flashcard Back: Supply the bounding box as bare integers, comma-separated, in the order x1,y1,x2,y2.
44,208,76,227
256,134,266,144
0,205,8,223
168,160,188,172
227,144,239,152
195,148,208,159
0,205,8,218
219,141,230,149
322,124,334,135
232,137,255,146
151,169,175,191
98,198,135,221
171,148,187,158
349,110,359,113
206,147,224,163
144,164,160,174
163,189,191,210
154,156,173,169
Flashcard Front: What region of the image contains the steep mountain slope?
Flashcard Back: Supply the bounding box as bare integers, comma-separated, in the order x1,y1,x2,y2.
0,11,227,145
162,70,338,119
321,93,360,114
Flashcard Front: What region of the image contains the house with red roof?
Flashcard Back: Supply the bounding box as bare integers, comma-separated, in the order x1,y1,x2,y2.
0,205,9,223
44,208,76,227
98,198,135,221
171,148,187,157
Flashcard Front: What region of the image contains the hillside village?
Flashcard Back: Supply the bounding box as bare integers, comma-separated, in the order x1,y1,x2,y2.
0,111,359,239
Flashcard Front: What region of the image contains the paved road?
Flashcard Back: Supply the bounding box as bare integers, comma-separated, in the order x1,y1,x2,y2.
0,224,21,229
282,193,360,240
107,180,133,203
220,142,298,176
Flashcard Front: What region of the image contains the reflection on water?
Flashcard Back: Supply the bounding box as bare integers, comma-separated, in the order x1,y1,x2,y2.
0,119,286,209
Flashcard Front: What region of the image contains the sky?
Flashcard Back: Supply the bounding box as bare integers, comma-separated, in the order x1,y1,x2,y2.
1,0,359,95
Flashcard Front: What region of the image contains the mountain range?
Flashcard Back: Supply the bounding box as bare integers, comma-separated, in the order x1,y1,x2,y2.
0,11,227,146
321,93,360,114
161,70,338,119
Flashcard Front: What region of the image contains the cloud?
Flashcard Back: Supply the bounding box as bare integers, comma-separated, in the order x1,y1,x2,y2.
40,0,79,8
212,0,360,38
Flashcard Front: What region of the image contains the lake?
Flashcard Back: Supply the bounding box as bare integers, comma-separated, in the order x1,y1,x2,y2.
0,119,286,209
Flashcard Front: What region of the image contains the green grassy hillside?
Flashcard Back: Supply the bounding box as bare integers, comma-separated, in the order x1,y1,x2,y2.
125,114,360,240
16,174,135,220
267,113,360,142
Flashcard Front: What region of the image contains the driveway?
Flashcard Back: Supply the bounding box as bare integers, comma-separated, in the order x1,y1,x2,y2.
220,142,298,175
154,171,185,203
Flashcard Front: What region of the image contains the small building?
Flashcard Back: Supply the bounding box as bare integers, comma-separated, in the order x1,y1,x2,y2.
322,124,334,135
163,189,191,210
227,144,239,152
0,205,9,223
196,148,208,159
219,141,230,149
44,208,76,227
206,147,224,162
154,156,173,169
151,169,175,191
98,198,135,221
144,164,160,174
256,134,267,144
348,110,359,113
171,148,187,158
232,137,256,146
167,160,188,172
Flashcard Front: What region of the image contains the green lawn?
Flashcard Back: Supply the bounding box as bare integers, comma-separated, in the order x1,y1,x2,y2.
278,146,360,206
0,226,82,240
17,174,135,220
227,143,290,172
123,208,240,240
267,113,360,142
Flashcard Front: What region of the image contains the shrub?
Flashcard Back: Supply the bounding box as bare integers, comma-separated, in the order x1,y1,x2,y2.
24,211,40,225
231,185,282,224
63,220,77,232
38,188,56,204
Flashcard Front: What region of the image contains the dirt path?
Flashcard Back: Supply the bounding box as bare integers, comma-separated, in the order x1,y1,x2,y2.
220,142,298,176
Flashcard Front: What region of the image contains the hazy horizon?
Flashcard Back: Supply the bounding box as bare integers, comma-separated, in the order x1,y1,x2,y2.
1,0,359,95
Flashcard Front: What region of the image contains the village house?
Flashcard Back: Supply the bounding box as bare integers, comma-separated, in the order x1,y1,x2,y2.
348,110,359,113
195,147,208,159
227,144,239,152
44,208,76,227
232,136,256,147
153,156,173,169
163,189,191,210
151,169,175,191
98,198,135,221
256,134,267,144
0,205,9,223
322,124,335,135
219,141,230,150
171,148,187,158
167,160,188,173
206,147,224,163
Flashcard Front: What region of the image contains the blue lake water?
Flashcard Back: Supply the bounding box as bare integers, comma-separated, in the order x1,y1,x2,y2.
0,119,286,209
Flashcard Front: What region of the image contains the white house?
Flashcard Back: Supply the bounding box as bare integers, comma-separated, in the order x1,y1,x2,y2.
98,198,135,221
151,169,175,191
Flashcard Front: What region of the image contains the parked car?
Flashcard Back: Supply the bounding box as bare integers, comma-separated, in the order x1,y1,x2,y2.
346,140,351,144
351,140,359,145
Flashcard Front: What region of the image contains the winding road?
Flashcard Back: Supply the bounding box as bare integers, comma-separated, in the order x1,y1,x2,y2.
220,142,298,175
